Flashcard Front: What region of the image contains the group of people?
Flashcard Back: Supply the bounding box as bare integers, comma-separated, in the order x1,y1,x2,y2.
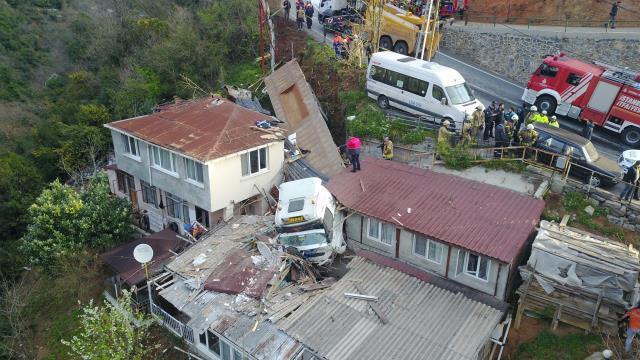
283,0,314,30
339,135,394,172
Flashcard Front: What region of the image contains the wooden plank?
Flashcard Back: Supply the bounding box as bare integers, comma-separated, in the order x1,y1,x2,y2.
515,269,536,329
369,303,389,324
590,290,604,332
552,305,562,331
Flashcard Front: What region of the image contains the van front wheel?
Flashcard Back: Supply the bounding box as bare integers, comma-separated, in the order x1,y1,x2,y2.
377,95,390,110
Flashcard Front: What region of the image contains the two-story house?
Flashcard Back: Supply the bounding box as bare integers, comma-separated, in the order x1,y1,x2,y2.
327,157,545,301
104,96,285,234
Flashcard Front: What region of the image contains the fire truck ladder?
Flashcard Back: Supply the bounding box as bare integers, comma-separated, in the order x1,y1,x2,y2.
593,60,640,89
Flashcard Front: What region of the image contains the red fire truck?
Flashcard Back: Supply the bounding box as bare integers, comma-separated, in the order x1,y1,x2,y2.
440,0,467,19
521,53,640,147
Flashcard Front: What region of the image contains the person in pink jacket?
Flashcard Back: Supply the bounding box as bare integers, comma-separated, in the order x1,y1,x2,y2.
346,136,361,172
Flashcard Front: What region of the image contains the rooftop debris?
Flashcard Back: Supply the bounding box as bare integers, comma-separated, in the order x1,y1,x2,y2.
515,220,640,332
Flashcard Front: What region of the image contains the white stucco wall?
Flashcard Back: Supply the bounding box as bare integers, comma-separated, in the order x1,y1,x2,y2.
209,141,284,213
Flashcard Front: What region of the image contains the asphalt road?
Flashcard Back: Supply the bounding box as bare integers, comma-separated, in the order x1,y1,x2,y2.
290,10,626,162
432,50,626,161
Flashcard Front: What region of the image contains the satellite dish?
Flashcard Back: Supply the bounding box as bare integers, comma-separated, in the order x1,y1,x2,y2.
133,244,154,264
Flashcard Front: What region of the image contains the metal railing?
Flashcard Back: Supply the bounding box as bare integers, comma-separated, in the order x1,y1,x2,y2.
462,11,640,31
151,303,195,344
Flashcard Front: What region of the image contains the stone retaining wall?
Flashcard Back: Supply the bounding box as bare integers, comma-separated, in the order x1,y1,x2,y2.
441,27,640,85
560,182,640,232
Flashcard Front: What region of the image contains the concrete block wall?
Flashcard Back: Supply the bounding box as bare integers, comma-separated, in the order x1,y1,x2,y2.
441,27,640,85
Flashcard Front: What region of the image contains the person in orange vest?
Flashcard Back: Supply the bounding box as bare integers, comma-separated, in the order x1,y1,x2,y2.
620,304,640,354
332,33,343,59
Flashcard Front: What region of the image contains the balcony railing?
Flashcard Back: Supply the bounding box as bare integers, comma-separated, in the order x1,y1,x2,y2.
151,303,195,344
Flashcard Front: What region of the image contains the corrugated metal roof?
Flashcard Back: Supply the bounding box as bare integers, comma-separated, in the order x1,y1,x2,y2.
278,256,504,360
326,157,545,263
265,60,344,178
105,97,283,162
160,280,303,360
100,228,184,286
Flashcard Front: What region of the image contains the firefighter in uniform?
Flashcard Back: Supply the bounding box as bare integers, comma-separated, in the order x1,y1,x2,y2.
549,115,560,128
525,105,539,125
536,110,549,124
470,105,484,141
438,120,453,153
519,124,539,146
505,114,517,144
382,136,394,160
461,121,473,147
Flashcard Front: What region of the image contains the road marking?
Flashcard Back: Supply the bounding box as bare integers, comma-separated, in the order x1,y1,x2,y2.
436,51,525,90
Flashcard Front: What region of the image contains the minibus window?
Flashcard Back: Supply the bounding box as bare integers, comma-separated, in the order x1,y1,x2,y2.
432,85,446,102
370,65,387,82
405,77,429,96
445,83,475,105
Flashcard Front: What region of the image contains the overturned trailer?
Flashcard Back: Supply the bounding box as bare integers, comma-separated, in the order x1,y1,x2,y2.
515,220,640,332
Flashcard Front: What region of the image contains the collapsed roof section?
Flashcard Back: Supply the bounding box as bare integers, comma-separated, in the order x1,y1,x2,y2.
518,220,640,331
265,60,344,179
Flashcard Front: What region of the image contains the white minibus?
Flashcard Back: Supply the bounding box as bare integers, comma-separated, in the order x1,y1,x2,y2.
366,51,484,128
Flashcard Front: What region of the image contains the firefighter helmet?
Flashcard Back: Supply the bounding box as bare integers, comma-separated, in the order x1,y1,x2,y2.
530,105,537,111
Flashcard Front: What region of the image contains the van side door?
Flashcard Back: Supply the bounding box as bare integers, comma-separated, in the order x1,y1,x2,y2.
425,83,449,119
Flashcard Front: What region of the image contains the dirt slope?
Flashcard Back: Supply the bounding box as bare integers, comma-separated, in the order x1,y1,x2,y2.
468,0,640,24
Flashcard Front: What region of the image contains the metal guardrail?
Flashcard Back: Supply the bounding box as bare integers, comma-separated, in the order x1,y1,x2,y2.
151,303,195,344
462,11,640,31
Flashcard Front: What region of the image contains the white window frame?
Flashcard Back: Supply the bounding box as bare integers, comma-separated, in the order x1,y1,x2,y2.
412,235,443,264
140,180,157,208
366,218,393,245
150,145,178,176
199,330,247,360
456,250,490,282
184,157,205,185
241,146,269,177
121,133,140,160
165,192,190,224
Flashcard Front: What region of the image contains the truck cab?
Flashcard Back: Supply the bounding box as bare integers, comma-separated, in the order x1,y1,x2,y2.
275,177,346,265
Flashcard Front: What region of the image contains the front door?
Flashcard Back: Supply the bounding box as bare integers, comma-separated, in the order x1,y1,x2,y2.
425,83,449,119
126,174,138,209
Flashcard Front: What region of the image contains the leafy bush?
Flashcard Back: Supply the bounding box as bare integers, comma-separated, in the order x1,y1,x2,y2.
563,192,590,212
19,174,133,271
346,105,432,145
440,144,472,170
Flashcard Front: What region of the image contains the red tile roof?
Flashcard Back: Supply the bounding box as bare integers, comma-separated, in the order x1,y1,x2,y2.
327,157,545,263
106,97,282,162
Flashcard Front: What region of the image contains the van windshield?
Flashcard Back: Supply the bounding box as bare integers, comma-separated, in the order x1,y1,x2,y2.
279,232,327,247
445,83,475,105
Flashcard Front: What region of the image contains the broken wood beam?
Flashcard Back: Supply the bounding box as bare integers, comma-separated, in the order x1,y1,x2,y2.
344,292,378,301
370,303,388,324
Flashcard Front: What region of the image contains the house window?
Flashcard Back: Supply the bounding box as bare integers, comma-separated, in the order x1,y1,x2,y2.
456,250,489,281
121,133,139,157
166,192,189,224
413,235,443,264
367,218,393,245
206,330,220,355
151,145,177,173
140,180,157,207
184,158,204,183
116,170,134,195
241,147,268,176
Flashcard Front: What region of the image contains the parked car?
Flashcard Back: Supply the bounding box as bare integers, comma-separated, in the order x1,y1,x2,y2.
533,124,622,187
618,149,640,174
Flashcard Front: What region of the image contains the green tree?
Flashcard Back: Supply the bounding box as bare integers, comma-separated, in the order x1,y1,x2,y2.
61,290,151,360
57,124,108,180
20,174,132,270
0,153,44,238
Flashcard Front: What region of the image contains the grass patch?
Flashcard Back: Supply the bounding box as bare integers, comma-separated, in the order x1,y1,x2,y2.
347,104,433,145
481,159,527,173
516,330,602,360
441,144,473,170
222,62,262,88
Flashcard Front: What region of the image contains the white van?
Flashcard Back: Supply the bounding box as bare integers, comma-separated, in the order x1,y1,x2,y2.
366,51,484,128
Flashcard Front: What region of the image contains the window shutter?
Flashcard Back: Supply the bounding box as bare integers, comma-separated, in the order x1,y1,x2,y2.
241,153,249,176
456,250,466,275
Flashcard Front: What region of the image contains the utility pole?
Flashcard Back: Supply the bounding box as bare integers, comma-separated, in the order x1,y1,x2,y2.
418,0,434,60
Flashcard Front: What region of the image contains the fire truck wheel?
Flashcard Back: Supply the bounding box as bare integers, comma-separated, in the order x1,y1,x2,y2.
534,95,557,115
377,95,390,109
379,36,393,50
622,126,640,147
393,41,409,55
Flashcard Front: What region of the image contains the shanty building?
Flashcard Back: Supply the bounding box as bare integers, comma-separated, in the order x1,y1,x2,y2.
104,97,285,235
150,216,508,360
327,157,546,301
